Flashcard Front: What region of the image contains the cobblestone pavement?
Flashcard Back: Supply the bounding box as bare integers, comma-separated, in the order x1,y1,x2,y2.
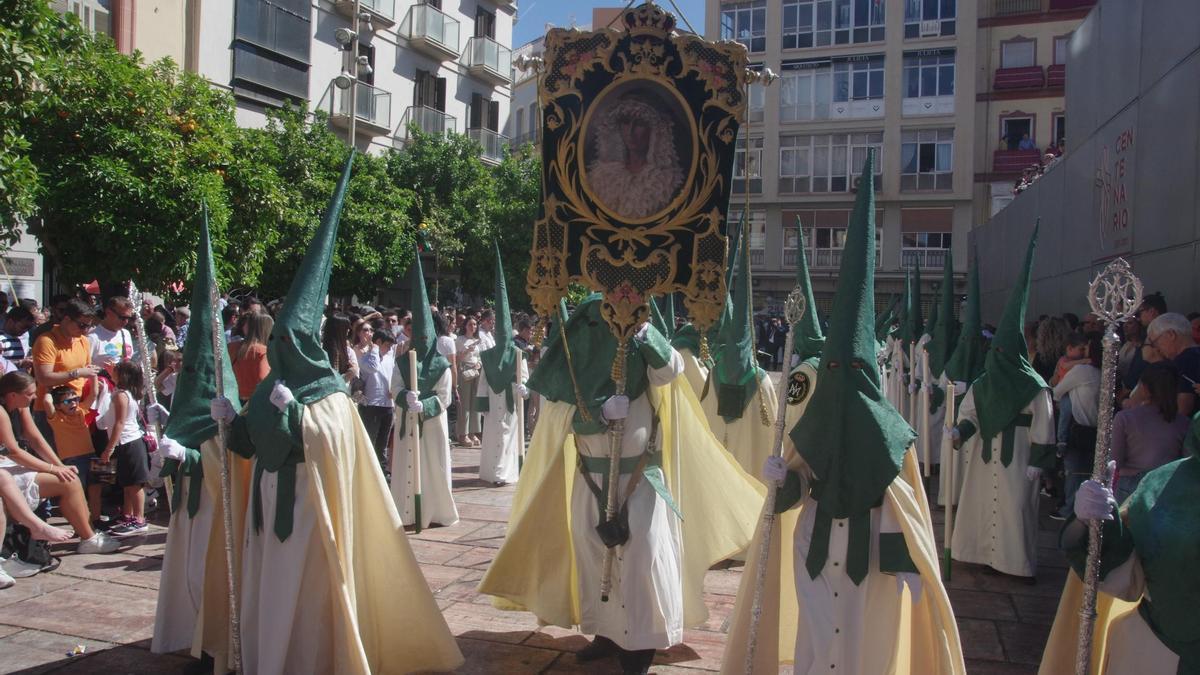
0,441,1065,674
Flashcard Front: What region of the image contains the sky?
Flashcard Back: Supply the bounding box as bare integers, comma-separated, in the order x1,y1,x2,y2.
513,0,708,47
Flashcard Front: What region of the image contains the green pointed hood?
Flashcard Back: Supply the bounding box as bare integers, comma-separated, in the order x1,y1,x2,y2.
260,151,355,404
399,246,450,396
480,240,518,410
874,294,900,343
792,223,825,361
925,295,940,341
925,251,959,378
650,296,673,340
713,220,761,421
790,152,915,520
900,261,924,347
164,205,240,449
970,223,1047,440
943,251,986,386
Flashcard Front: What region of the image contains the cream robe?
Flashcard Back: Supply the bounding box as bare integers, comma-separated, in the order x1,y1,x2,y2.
700,371,778,483
913,334,936,469
572,350,685,650
152,437,249,670
884,337,909,418
950,387,1054,577
936,373,964,507
477,356,529,484
722,448,965,674
676,346,708,401
240,393,463,674
390,368,458,528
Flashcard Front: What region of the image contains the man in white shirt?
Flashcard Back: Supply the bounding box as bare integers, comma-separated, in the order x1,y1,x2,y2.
88,296,135,377
358,329,397,473
478,308,496,351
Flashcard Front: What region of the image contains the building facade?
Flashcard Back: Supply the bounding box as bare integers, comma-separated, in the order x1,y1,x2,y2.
972,0,1095,220
191,0,516,162
971,0,1200,322
705,0,989,316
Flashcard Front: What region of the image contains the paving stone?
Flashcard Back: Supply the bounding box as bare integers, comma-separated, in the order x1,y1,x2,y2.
0,628,115,674
947,588,1018,622
441,600,540,644
455,636,560,674
407,538,475,565
964,659,1039,674
0,573,82,610
420,563,472,592
1011,592,1062,626
956,617,1005,662
0,579,158,644
997,620,1051,665
41,644,194,674
443,545,500,570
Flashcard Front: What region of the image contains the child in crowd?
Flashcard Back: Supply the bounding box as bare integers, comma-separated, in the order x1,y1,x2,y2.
154,349,181,408
1051,332,1090,449
44,379,102,526
98,361,150,537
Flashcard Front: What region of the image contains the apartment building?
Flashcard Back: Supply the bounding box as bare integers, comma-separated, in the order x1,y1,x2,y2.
189,0,515,162
973,0,1095,219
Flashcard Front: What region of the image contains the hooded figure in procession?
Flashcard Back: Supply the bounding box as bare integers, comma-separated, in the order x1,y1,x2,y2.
151,209,248,672
391,249,460,528
699,224,779,482
916,257,958,475
476,241,530,486
208,154,463,674
722,154,965,675
949,224,1056,580
478,292,763,675
784,225,826,430
884,270,914,416
938,253,985,507
671,224,741,400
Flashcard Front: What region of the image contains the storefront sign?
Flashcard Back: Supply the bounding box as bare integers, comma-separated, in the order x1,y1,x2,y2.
1094,127,1134,257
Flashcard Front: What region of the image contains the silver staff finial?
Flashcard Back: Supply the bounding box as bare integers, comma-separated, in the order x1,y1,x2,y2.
1087,258,1142,326
785,287,807,327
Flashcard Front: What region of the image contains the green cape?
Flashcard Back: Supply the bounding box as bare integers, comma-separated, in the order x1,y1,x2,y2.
650,295,675,340
791,223,825,361
969,224,1046,441
943,251,986,386
790,152,916,521
480,241,518,412
900,261,924,348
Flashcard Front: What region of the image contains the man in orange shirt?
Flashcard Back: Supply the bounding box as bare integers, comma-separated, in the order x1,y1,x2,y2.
31,299,101,453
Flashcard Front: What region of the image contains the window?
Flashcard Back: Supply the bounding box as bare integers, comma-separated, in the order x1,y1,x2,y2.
357,42,375,86
900,128,954,191
1000,116,1033,150
514,108,525,139
1001,39,1036,69
721,1,767,53
903,51,954,98
527,102,537,135
779,132,883,193
903,0,955,39
734,138,763,193
232,0,312,106
781,56,883,122
1052,114,1065,146
781,64,833,122
902,232,952,269
729,210,767,265
835,55,884,102
902,232,952,249
469,93,500,131
475,6,495,39
748,81,765,123
414,68,447,111
782,0,884,49
1054,35,1070,65
57,0,112,37
785,209,882,268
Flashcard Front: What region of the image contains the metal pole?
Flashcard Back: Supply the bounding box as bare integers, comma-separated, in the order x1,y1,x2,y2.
1074,259,1141,675
515,349,525,474
348,0,359,147
921,349,932,479
408,348,423,534
743,287,806,674
942,381,956,581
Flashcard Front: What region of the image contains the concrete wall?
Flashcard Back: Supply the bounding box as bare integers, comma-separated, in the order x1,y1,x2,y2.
970,0,1200,324
133,0,187,65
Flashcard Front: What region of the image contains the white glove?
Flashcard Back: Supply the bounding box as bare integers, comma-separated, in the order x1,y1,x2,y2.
1075,479,1118,521
404,390,422,412
953,381,968,393
908,382,918,394
145,402,170,426
634,322,651,342
896,573,923,603
158,435,187,462
1025,466,1043,482
942,426,960,449
269,380,294,412
921,381,933,394
762,456,789,484
209,397,236,424
516,384,529,400
601,394,629,421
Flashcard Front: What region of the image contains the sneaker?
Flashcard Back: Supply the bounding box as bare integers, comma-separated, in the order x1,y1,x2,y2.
77,531,120,554
1,554,43,579
0,567,13,589
110,519,149,537
1049,512,1067,521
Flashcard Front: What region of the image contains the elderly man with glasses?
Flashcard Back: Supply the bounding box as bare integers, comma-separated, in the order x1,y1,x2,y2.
1136,312,1200,417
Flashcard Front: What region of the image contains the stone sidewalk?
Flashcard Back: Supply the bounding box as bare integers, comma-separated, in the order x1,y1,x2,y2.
0,442,1065,674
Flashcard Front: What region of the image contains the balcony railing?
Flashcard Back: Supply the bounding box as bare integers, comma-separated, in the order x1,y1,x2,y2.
400,3,459,60
468,128,508,164
466,36,512,85
750,249,765,266
901,248,949,269
396,106,455,145
810,248,882,269
316,81,392,135
334,0,395,27
783,249,797,267
992,0,1043,15
509,128,541,148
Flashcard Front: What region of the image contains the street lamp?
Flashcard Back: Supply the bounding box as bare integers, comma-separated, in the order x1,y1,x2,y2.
333,2,374,147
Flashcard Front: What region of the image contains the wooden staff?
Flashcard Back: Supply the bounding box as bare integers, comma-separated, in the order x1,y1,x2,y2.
921,349,933,479
743,287,806,674
1075,259,1141,675
515,349,525,473
129,280,170,512
408,349,423,534
599,341,628,603
942,381,956,581
208,280,242,673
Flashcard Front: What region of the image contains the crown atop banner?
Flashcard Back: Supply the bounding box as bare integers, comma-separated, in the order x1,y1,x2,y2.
623,2,675,37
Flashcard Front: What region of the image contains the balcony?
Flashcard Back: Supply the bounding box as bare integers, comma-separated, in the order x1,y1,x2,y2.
1047,63,1066,88
994,66,1045,90
468,128,508,164
992,0,1042,15
509,128,541,149
334,0,395,28
399,3,459,61
783,249,797,267
749,249,765,266
993,149,1042,174
396,106,455,146
902,248,948,269
809,248,882,269
466,36,512,86
316,81,392,136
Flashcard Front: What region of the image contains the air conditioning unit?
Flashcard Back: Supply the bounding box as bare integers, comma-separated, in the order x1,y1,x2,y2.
920,20,940,37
